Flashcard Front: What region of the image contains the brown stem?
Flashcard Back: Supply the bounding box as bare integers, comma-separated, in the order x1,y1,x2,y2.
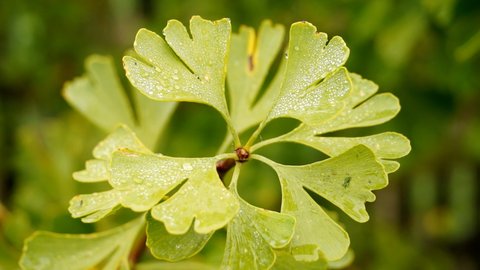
129,232,147,268
216,158,236,180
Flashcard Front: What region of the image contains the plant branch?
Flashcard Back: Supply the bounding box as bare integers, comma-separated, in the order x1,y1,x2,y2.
129,230,147,267
216,158,236,180
245,120,268,149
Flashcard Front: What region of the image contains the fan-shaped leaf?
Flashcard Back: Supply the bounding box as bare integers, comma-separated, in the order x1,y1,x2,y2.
20,217,144,270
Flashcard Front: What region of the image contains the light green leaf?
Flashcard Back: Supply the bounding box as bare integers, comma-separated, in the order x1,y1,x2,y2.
273,145,388,223
63,55,176,149
267,21,350,125
151,166,239,234
227,21,285,132
136,261,216,270
381,160,400,173
253,144,387,261
63,55,136,131
72,159,108,182
271,251,328,270
277,176,349,261
19,217,144,270
93,124,151,160
221,196,295,270
269,67,351,125
328,249,354,269
309,73,400,134
285,132,410,160
123,16,231,119
146,212,212,262
133,91,176,149
252,72,408,173
68,190,121,223
69,125,150,222
110,151,225,213
72,125,150,184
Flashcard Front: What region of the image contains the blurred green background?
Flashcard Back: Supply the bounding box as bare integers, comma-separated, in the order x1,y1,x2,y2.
1,0,479,269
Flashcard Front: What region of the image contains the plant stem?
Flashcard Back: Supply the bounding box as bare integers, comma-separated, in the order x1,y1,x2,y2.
249,136,282,152
217,133,234,155
228,162,242,190
244,120,268,149
250,154,277,168
129,231,147,267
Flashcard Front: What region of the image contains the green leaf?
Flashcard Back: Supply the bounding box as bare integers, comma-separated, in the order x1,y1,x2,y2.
227,21,285,132
253,72,408,173
92,124,151,160
146,212,212,262
150,165,239,234
221,195,295,270
19,217,144,270
73,125,150,184
271,251,327,270
136,261,216,270
68,190,121,223
279,130,410,174
132,91,176,149
274,145,388,223
276,176,349,261
123,16,231,119
63,55,176,149
63,55,136,131
307,73,400,134
69,125,150,222
266,22,350,125
253,145,387,261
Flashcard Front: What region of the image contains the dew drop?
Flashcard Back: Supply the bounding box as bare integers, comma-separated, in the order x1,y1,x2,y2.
294,46,299,51
182,163,193,171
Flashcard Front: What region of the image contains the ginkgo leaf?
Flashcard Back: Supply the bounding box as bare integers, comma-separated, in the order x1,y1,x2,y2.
269,67,352,125
271,145,388,223
136,261,216,270
63,55,176,149
266,21,350,126
146,212,212,262
72,159,108,182
269,249,352,270
271,251,327,270
221,193,295,270
276,175,350,261
68,190,121,223
252,144,386,261
227,20,285,132
133,90,176,149
151,167,239,234
69,125,150,222
72,125,150,184
110,150,231,214
251,72,408,173
123,16,231,120
274,130,411,173
20,217,144,270
283,132,410,160
63,55,136,131
305,72,400,134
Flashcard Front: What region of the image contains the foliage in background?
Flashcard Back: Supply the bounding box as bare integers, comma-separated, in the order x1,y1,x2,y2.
1,0,479,269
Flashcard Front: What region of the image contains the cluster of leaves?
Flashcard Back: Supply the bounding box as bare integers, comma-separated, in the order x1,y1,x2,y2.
20,16,409,269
